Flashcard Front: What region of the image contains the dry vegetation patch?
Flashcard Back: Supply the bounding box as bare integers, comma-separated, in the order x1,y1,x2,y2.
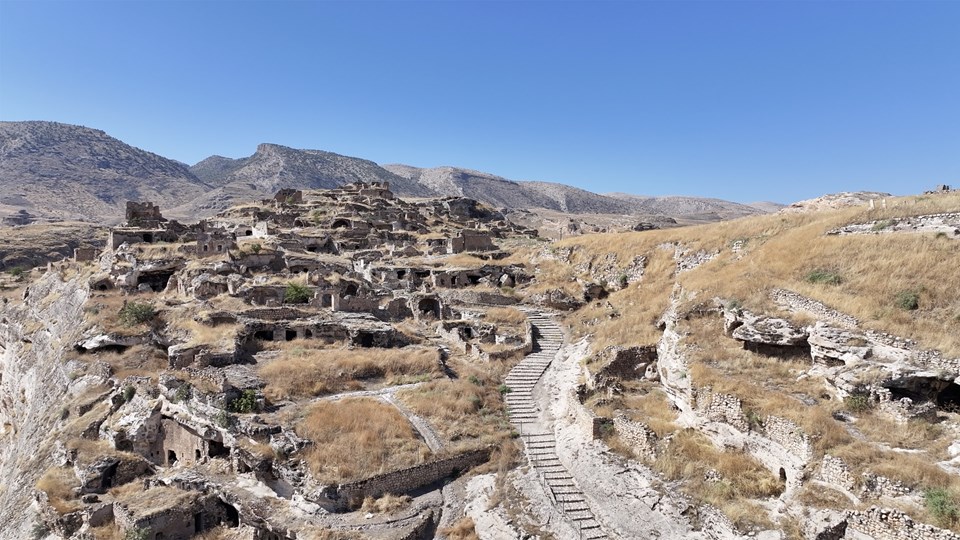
654,429,782,529
397,363,512,452
296,398,430,483
36,466,81,513
439,517,480,540
259,345,442,400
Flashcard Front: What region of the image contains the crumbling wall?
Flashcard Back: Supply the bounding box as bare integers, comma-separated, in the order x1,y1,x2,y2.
816,454,856,492
324,448,491,509
612,413,658,460
694,389,750,432
847,507,960,540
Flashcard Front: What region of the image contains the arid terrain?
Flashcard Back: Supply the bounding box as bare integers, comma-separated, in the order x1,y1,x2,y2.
0,176,958,540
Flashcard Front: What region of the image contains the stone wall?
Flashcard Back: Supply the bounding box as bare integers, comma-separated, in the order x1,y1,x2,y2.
816,454,856,492
321,447,491,509
847,507,960,540
761,415,813,462
694,389,750,432
612,413,658,460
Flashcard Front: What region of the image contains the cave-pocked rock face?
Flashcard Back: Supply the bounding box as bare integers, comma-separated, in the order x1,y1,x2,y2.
884,375,960,411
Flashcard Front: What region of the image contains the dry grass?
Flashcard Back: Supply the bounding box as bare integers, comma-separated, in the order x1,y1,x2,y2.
568,246,676,349
358,493,412,513
552,191,960,356
439,517,480,540
483,307,527,326
84,291,161,336
830,441,955,491
85,343,168,381
621,385,679,437
36,466,81,513
654,429,782,529
259,345,442,400
296,398,431,483
397,361,513,452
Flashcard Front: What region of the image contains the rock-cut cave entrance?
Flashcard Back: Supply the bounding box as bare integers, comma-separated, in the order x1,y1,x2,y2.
885,376,960,412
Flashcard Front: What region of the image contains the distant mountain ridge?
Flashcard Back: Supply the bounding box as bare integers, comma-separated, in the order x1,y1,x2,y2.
0,120,768,223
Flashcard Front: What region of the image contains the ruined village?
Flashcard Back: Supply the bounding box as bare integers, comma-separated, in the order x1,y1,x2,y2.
2,184,960,540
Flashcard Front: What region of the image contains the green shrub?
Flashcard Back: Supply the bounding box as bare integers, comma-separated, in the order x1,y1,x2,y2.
122,385,136,403
228,389,259,413
724,299,743,314
284,282,312,304
214,410,232,428
250,243,262,254
118,302,156,326
925,488,960,528
468,375,482,386
497,384,512,395
844,394,872,412
174,383,192,402
806,269,843,285
8,267,25,280
871,219,894,231
124,528,152,540
894,290,920,311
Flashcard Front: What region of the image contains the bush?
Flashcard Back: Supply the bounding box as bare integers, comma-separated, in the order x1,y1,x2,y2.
925,488,960,528
174,383,192,402
8,266,25,280
284,282,311,304
214,411,232,428
228,389,259,413
122,385,136,403
872,219,894,231
250,242,262,254
806,269,842,286
118,302,156,326
125,528,152,540
497,384,512,395
894,290,920,311
844,394,872,413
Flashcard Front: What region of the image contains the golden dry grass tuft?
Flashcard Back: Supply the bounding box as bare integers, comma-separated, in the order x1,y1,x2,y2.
621,385,679,437
36,466,81,513
483,307,527,326
259,345,441,400
439,517,480,540
358,493,412,513
296,398,430,483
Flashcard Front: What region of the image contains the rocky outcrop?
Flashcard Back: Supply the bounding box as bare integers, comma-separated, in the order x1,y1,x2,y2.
0,269,92,537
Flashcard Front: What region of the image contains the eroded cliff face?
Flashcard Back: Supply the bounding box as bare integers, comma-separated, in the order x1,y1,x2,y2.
0,270,90,536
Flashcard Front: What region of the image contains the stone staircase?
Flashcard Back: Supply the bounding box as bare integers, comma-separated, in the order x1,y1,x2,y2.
504,310,609,540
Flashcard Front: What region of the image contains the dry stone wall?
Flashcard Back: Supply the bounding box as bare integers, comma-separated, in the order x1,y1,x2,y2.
323,447,491,509
848,507,960,540
612,414,658,460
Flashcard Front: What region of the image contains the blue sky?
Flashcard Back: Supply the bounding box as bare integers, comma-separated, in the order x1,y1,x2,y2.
1,1,958,204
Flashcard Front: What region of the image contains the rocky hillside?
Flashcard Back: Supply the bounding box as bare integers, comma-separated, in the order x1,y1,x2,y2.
176,144,437,218
383,164,637,214
0,121,767,224
0,121,211,224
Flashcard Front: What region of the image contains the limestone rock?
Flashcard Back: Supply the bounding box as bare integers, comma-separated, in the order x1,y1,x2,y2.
731,315,808,347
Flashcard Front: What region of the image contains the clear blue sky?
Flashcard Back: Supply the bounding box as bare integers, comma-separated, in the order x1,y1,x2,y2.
1,1,958,204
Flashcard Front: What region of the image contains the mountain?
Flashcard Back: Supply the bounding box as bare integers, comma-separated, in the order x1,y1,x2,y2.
382,164,636,214
0,121,211,224
0,120,769,224
606,192,767,221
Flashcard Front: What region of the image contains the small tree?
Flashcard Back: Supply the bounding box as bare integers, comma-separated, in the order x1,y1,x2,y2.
284,282,311,304
228,389,259,413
